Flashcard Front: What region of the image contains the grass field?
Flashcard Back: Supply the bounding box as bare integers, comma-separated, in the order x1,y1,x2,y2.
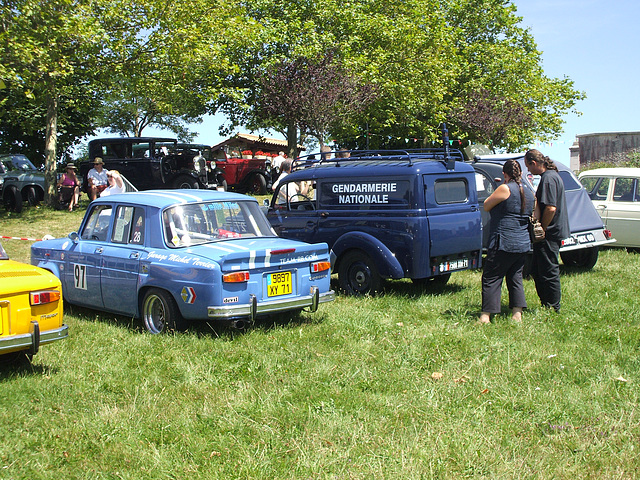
1,204,639,479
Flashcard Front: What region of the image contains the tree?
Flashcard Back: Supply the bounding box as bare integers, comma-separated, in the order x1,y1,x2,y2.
255,51,377,156
443,0,585,150
449,88,530,151
222,0,583,153
1,0,105,203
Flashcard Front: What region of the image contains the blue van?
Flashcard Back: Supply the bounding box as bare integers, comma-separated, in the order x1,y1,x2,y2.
266,150,483,295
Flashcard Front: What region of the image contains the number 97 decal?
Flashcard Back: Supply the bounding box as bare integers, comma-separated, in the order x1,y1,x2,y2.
73,264,88,290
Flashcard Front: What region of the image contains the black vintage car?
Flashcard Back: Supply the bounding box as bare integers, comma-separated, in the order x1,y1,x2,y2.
80,137,217,192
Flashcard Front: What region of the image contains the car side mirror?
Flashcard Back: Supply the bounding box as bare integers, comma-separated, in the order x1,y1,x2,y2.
263,199,270,208
68,232,79,243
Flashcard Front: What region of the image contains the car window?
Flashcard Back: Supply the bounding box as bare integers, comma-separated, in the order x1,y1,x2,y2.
434,179,468,204
274,180,316,209
580,176,599,196
474,172,495,202
583,177,611,201
613,177,636,202
558,171,582,191
81,205,113,241
163,200,275,248
111,206,145,245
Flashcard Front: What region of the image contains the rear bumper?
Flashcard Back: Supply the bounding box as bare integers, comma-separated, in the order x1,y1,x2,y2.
208,287,335,320
560,229,617,252
0,323,69,355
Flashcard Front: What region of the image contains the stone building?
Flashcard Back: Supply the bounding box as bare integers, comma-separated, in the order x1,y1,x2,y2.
569,131,640,171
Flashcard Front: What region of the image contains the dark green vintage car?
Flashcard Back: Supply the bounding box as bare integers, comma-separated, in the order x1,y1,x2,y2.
0,154,46,213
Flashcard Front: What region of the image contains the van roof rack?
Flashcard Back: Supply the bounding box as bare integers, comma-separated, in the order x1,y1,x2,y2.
292,148,464,171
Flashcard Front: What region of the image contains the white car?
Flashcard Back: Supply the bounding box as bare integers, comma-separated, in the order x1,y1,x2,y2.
578,167,640,248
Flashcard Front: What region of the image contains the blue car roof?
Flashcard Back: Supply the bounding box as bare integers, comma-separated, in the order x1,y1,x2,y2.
90,189,257,209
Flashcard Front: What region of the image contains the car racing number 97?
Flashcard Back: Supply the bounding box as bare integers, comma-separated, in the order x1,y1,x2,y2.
73,263,88,290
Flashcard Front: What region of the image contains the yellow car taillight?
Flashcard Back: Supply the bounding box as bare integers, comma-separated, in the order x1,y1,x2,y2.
30,290,61,306
223,271,250,283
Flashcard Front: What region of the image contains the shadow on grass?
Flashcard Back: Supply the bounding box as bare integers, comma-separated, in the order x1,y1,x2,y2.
65,300,324,339
0,353,60,381
329,276,466,300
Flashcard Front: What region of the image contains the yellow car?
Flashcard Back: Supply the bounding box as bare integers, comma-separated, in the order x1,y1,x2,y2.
0,242,68,362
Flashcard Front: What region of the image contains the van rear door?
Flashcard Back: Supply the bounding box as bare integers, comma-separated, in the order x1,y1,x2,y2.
423,172,482,271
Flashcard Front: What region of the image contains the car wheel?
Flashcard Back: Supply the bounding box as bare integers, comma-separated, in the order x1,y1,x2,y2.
26,186,40,206
172,175,200,189
248,174,267,195
141,288,186,334
217,178,228,191
3,186,23,213
561,247,599,269
338,250,382,296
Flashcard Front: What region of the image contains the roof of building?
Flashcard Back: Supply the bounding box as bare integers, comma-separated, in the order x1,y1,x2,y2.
211,133,305,151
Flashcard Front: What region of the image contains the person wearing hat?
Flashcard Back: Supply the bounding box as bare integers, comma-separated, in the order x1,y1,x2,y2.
57,163,81,211
87,157,109,201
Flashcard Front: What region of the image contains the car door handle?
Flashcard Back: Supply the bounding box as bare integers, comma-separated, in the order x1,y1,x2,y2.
95,247,103,254
130,252,140,259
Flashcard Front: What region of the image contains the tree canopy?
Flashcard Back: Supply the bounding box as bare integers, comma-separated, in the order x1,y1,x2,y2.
1,0,584,180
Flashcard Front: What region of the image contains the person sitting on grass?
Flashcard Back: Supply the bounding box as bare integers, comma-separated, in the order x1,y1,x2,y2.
57,163,80,211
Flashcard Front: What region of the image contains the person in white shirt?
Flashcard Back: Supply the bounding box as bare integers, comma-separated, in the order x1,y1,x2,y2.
87,157,109,200
99,170,126,196
272,151,286,173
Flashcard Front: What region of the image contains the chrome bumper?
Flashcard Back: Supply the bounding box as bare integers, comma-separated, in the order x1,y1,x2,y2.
0,323,69,355
560,229,617,252
208,287,335,321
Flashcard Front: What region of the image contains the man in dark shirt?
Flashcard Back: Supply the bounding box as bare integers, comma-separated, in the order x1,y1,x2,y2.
525,149,570,312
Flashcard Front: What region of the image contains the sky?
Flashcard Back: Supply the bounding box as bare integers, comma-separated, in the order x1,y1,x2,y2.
145,0,640,168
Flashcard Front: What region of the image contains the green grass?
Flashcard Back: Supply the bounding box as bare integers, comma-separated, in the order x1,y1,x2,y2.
1,205,639,479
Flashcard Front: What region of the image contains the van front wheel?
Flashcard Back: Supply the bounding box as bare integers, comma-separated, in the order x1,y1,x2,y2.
338,251,381,296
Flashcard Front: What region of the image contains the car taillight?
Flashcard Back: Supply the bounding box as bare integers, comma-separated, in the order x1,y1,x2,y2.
30,290,61,306
223,271,250,283
310,261,331,273
604,229,613,240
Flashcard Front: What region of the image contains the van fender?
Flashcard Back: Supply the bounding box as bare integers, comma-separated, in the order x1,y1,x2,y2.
331,231,404,279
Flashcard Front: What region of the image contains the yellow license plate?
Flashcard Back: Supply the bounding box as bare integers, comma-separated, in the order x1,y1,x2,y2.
267,271,292,297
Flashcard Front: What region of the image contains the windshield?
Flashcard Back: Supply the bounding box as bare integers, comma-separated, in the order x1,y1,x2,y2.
163,200,276,248
0,154,37,172
0,242,8,260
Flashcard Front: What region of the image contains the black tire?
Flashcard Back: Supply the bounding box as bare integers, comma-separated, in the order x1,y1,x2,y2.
3,186,23,213
561,247,599,269
247,174,267,195
172,175,200,189
26,186,40,206
338,250,382,296
217,178,228,191
141,288,186,334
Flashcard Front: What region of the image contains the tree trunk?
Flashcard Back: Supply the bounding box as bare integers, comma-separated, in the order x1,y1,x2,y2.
44,88,59,206
287,119,297,159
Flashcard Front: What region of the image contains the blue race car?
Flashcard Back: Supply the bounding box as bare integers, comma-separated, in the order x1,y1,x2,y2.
31,190,334,333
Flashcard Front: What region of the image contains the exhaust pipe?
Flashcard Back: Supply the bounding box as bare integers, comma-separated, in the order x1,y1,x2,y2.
229,319,246,330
